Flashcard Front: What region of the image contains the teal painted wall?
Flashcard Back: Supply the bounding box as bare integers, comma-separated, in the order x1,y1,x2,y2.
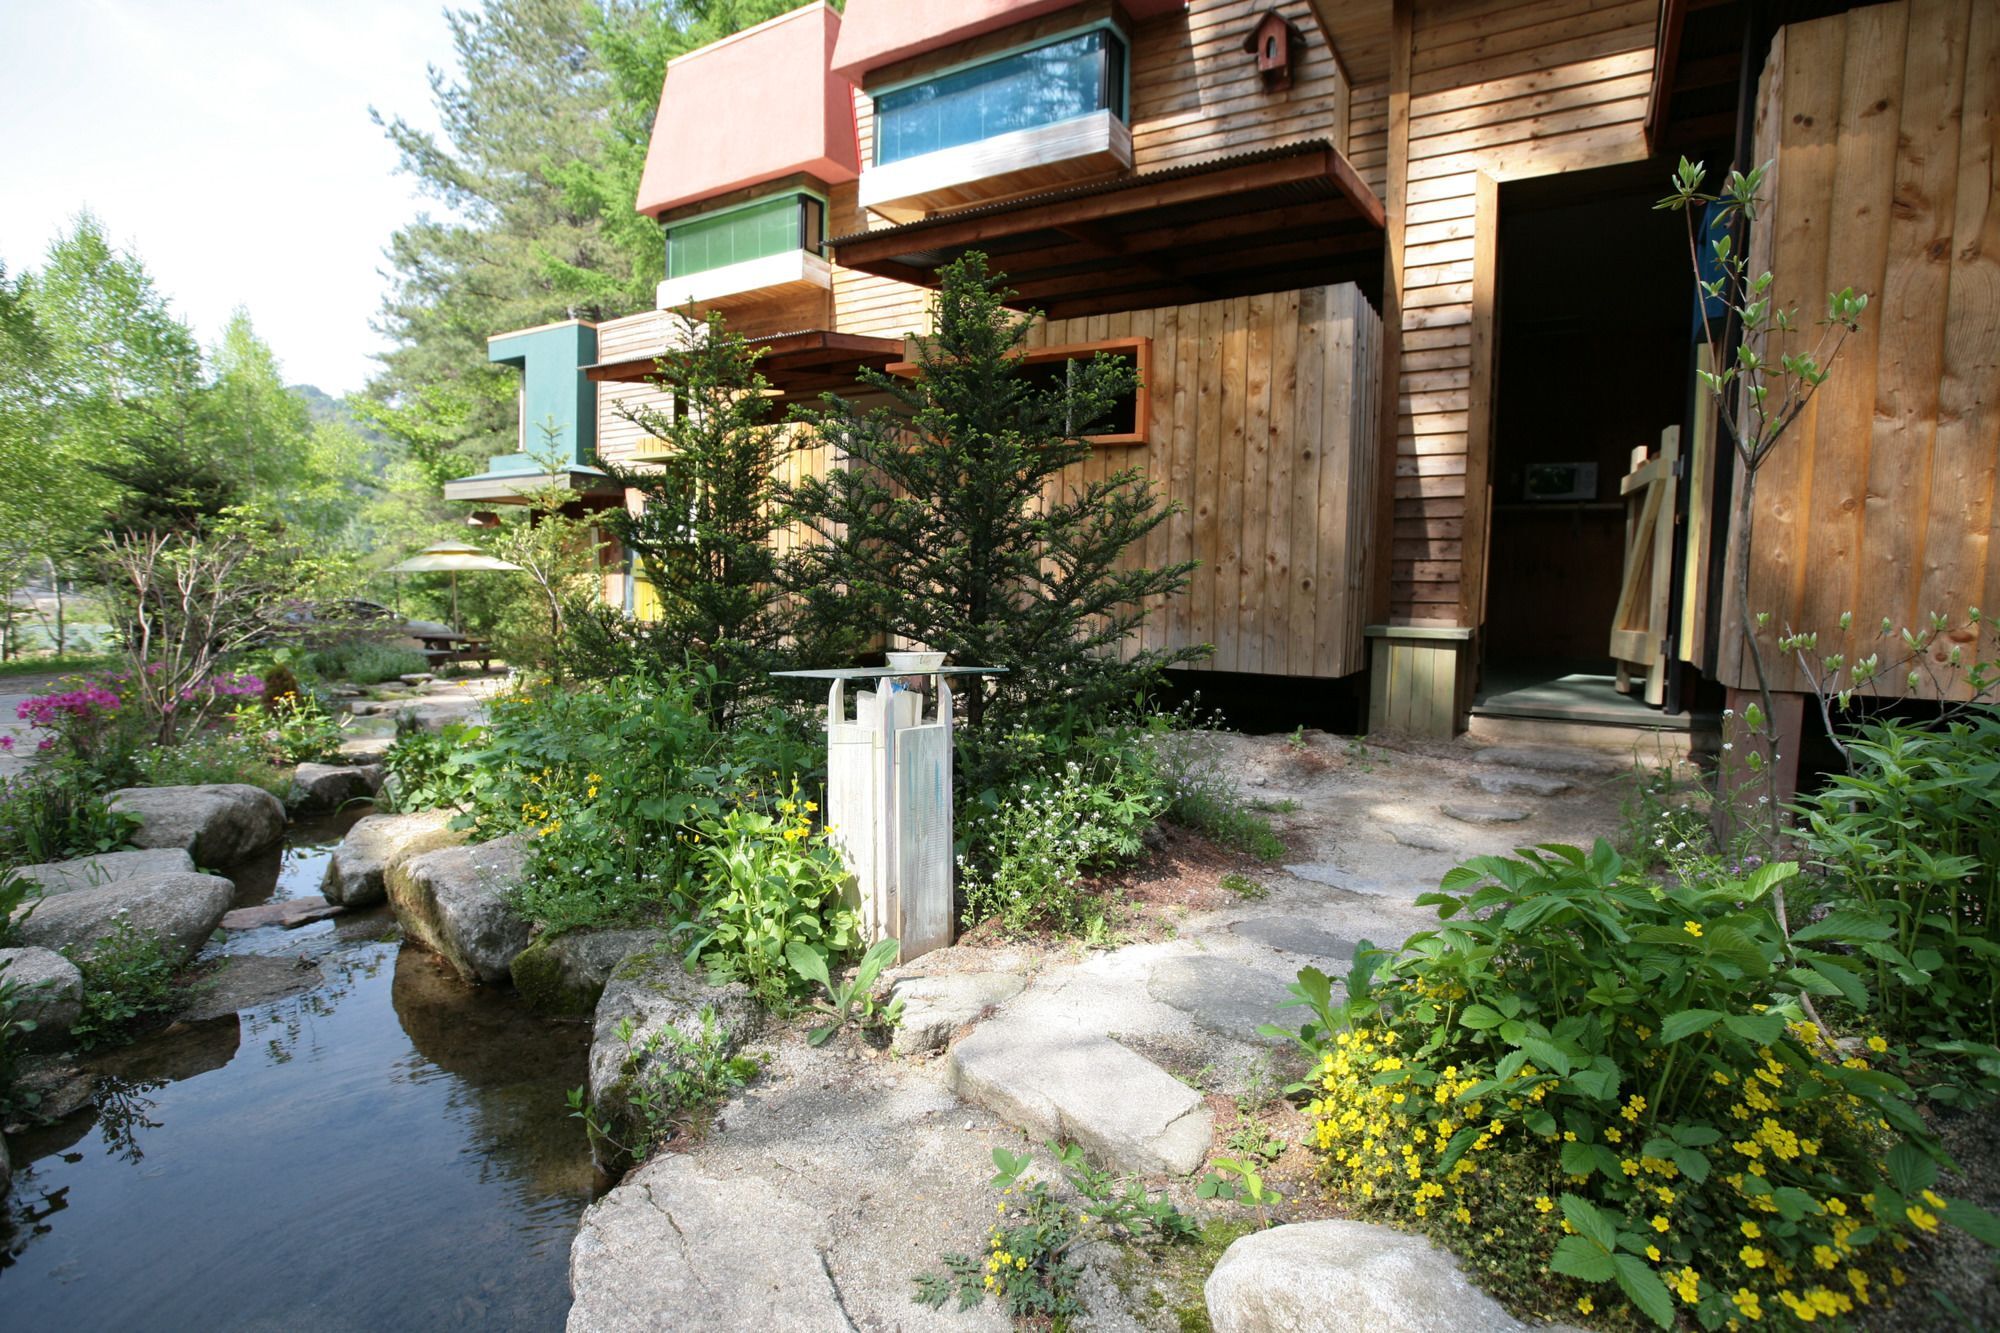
488,322,598,472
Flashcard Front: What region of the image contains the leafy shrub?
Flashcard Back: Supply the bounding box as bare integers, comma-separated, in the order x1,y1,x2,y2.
230,689,345,764
64,921,180,1048
135,727,290,796
0,767,138,870
1793,709,2000,1103
958,738,1167,935
305,640,429,685
686,798,860,1005
380,722,486,813
1288,842,1998,1330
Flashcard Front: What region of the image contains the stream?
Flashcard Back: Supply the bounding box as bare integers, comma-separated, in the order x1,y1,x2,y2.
0,812,603,1330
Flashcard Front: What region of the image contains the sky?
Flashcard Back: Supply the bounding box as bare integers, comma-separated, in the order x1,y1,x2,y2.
0,0,461,396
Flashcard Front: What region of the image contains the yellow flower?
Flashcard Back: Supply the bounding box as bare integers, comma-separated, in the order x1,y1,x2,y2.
1576,1296,1595,1315
1733,1287,1763,1320
1906,1205,1940,1232
1741,1245,1766,1268
1741,1221,1762,1239
1645,1244,1662,1262
1652,1215,1671,1233
1684,920,1704,937
1866,1035,1888,1054
1534,1196,1554,1214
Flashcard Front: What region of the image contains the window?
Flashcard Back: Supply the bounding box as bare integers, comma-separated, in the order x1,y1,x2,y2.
664,193,824,280
875,28,1127,166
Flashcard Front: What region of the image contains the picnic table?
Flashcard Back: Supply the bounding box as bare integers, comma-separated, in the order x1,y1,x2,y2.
413,632,494,672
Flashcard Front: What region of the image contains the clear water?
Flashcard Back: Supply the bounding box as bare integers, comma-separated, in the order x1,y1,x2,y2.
0,813,602,1330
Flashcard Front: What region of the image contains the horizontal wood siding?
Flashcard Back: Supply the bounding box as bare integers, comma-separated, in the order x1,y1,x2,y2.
1024,283,1382,677
1385,0,1657,624
1718,0,2000,698
593,311,672,464
1128,0,1349,173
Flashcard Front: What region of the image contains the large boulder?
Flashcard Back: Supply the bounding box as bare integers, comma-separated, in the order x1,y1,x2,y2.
586,949,759,1171
1205,1220,1565,1333
567,1155,848,1333
0,946,84,1048
11,848,196,897
288,762,383,814
321,809,466,907
511,928,664,1017
386,834,532,984
107,784,287,866
15,872,235,967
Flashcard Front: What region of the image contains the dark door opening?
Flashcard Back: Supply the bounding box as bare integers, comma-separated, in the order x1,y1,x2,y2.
1477,162,1694,724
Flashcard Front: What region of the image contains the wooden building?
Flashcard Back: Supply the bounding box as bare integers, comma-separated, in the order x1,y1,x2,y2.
454,0,1999,739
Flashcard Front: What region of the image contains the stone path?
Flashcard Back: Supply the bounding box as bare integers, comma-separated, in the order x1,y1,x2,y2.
567,730,1641,1331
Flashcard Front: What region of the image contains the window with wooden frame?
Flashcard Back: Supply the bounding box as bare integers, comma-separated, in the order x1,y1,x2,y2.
886,336,1151,446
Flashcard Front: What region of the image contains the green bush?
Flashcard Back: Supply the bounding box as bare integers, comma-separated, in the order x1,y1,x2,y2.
958,727,1167,935
687,798,860,1005
230,689,345,764
64,920,180,1048
1154,721,1284,859
1288,842,1998,1330
305,640,430,685
1793,709,2000,1103
135,727,290,796
380,721,486,812
0,767,138,870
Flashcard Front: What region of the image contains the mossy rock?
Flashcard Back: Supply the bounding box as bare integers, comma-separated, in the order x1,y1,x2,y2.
511,928,664,1017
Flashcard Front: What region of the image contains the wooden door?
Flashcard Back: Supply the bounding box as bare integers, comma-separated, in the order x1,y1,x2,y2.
1609,425,1680,705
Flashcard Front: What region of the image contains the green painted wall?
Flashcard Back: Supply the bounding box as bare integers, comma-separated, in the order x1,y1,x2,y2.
487,321,598,472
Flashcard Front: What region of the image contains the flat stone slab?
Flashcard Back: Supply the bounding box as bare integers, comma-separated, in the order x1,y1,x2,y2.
947,1022,1212,1176
1206,1219,1587,1333
1473,768,1573,797
1147,956,1297,1043
1388,824,1459,853
1473,744,1626,777
220,896,345,931
12,848,196,896
1284,863,1397,896
336,735,393,764
887,971,1025,1054
568,1155,848,1333
1440,801,1530,825
1231,917,1358,962
181,954,324,1021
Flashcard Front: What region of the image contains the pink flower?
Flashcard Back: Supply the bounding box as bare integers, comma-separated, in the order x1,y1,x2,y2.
36,738,53,752
0,736,12,752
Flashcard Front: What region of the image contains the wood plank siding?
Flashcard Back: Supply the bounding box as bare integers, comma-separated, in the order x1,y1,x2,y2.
1024,285,1382,678
1375,0,1658,625
1718,0,2000,697
593,311,674,464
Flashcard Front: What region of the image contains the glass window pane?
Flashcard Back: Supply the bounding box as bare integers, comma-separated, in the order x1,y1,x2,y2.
876,29,1124,166
666,195,812,278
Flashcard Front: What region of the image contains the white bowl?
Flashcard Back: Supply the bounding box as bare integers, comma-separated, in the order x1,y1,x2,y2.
885,651,947,671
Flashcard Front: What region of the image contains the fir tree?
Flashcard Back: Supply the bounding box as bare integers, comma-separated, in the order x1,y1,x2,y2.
786,254,1199,729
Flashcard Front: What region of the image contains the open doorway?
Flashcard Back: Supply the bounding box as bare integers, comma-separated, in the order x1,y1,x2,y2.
1475,161,1694,724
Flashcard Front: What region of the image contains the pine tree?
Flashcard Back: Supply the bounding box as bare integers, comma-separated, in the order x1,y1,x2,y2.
786,254,1199,729
595,311,822,721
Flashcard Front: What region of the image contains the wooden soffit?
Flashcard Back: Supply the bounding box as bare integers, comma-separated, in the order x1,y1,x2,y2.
583,328,905,407
828,140,1385,320
1301,0,1393,85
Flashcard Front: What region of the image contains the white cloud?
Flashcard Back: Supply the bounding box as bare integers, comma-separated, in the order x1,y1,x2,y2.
0,0,462,395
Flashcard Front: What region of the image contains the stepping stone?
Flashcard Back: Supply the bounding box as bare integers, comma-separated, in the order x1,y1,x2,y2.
1473,768,1572,797
1231,917,1357,963
1284,863,1395,895
399,673,436,686
887,971,1025,1054
948,1023,1212,1176
221,895,345,930
336,735,394,764
1441,801,1530,825
13,847,196,897
1473,744,1626,777
1148,957,1299,1043
1389,824,1458,853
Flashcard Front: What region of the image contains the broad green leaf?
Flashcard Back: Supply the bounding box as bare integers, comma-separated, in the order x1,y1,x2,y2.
1459,1004,1504,1030
1660,1008,1725,1044
1793,908,1896,943
1559,1193,1617,1252
1612,1254,1676,1329
1550,1233,1614,1282
1943,1198,2000,1247
1723,1012,1786,1044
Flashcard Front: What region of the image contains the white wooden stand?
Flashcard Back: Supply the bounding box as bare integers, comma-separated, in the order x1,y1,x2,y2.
823,674,955,963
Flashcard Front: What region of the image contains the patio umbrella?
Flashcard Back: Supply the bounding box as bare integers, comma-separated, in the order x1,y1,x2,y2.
385,541,523,628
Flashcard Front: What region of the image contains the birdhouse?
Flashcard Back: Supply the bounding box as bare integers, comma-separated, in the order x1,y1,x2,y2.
1243,11,1303,91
